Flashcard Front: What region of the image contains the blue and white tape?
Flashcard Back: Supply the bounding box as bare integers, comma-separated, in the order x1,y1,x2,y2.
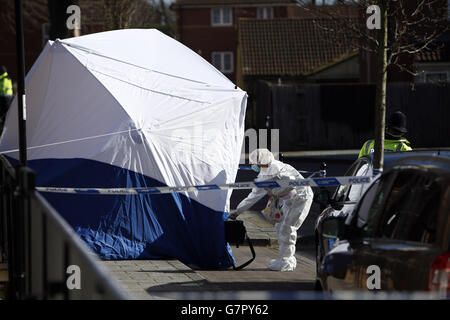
35,175,372,195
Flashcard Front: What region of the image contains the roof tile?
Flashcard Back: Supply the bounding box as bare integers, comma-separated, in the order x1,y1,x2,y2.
239,18,360,76
174,0,297,5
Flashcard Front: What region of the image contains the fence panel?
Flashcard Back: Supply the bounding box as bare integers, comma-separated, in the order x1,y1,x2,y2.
256,81,450,150
0,155,127,300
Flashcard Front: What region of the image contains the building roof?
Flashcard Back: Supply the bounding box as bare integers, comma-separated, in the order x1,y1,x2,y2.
173,0,298,7
287,4,359,19
415,38,450,63
416,50,446,63
239,18,359,77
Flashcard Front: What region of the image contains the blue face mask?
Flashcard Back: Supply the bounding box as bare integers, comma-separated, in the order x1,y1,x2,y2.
251,164,261,173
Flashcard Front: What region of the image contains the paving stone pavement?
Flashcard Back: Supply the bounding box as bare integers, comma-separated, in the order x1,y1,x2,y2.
102,246,315,300
100,210,317,300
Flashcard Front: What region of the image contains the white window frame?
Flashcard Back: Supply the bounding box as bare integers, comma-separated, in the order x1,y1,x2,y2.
257,7,273,19
211,7,233,26
424,71,449,83
211,52,234,74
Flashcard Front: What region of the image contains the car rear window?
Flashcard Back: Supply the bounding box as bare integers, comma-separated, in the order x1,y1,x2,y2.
390,176,441,244
374,172,444,244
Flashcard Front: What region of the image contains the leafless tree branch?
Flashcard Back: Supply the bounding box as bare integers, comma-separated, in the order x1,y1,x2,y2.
296,0,449,72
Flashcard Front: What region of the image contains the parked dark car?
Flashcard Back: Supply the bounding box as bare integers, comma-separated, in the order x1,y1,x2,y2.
316,154,450,296
314,150,450,279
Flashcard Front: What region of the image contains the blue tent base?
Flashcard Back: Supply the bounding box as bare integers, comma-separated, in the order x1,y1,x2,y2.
7,156,236,270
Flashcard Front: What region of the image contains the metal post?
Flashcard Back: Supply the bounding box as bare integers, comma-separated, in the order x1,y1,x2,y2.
0,167,5,263
20,167,35,298
12,0,29,300
14,0,27,167
6,173,16,300
12,167,35,299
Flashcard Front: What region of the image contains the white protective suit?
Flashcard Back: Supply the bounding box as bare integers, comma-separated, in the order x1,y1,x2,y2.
235,149,314,271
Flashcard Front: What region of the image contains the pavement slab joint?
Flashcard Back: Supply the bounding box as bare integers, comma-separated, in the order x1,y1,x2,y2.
101,210,316,299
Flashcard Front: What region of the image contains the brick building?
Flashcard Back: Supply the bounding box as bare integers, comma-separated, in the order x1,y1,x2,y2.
237,17,360,128
0,0,105,88
0,0,49,85
237,18,360,87
170,0,301,83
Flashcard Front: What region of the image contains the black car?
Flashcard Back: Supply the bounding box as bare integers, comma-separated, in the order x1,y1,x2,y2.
314,150,450,279
316,154,450,296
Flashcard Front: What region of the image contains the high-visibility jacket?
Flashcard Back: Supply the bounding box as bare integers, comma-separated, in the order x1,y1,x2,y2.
0,72,13,96
358,138,412,158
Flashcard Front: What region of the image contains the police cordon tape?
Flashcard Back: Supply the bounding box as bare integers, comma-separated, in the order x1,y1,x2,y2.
35,175,373,195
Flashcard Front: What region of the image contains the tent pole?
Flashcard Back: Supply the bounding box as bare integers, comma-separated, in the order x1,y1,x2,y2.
14,0,27,167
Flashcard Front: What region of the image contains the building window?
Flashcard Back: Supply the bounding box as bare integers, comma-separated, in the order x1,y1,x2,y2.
212,52,234,74
211,8,232,26
424,71,449,83
257,7,273,19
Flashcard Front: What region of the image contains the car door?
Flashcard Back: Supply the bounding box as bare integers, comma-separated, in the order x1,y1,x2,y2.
348,170,443,291
369,171,445,291
317,157,371,265
322,176,388,291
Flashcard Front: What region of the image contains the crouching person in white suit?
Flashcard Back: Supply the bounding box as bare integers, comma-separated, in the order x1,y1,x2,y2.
229,149,314,271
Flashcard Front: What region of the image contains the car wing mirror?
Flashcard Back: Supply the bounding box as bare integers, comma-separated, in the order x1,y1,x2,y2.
342,214,360,242
314,188,331,207
330,199,344,211
330,199,359,211
322,217,345,239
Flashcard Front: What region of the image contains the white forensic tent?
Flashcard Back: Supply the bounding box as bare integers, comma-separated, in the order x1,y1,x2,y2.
0,29,247,269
